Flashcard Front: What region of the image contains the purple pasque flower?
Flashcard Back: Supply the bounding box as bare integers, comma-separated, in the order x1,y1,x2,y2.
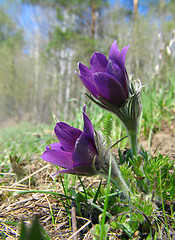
41,106,100,176
77,41,130,108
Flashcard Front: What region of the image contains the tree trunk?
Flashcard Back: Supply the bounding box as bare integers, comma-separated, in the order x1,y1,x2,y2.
133,0,138,21
91,0,96,38
133,0,139,76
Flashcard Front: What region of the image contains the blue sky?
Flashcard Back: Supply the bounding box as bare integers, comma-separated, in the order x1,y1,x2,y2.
1,0,149,52
1,0,171,52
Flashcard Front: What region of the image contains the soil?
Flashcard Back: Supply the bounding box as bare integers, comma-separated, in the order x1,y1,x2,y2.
140,119,175,156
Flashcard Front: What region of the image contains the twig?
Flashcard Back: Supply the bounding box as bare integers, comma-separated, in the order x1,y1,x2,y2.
0,222,20,236
153,141,163,154
67,220,91,240
71,201,78,240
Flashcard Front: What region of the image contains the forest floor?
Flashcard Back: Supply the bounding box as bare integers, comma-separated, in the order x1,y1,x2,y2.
141,119,175,156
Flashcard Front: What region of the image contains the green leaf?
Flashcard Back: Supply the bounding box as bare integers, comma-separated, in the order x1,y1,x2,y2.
28,218,45,240
103,113,113,142
20,220,28,240
20,218,49,240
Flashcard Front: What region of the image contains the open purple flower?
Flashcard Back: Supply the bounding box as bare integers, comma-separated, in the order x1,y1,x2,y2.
41,106,134,199
41,106,100,176
76,41,130,108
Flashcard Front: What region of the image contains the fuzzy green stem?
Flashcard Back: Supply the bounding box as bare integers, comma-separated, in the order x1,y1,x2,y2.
128,129,138,157
122,118,149,194
114,105,140,158
127,123,149,193
110,156,134,200
121,116,139,158
111,173,134,200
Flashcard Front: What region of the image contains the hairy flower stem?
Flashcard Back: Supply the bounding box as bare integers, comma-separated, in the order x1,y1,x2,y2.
121,116,139,158
109,156,134,200
122,117,149,194
111,173,134,200
128,127,138,157
95,131,134,200
125,121,149,194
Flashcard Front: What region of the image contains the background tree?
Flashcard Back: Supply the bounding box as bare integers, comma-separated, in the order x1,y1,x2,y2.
0,0,174,123
0,6,24,120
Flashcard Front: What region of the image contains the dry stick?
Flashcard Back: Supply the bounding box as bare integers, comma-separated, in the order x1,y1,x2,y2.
0,222,20,237
0,187,27,192
153,141,163,154
35,203,58,210
67,220,91,240
11,164,50,187
71,201,78,240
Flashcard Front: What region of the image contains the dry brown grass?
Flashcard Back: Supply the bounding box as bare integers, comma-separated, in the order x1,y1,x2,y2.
0,155,103,239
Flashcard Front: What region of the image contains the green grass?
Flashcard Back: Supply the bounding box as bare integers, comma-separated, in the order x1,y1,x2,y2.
0,76,174,239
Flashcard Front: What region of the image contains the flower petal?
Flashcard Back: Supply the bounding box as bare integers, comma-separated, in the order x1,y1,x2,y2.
83,106,95,144
53,165,96,176
72,132,97,167
78,62,93,81
76,63,99,98
94,72,126,107
46,142,61,151
120,44,130,66
41,149,73,168
107,60,128,98
107,60,124,85
90,52,108,73
109,41,129,70
54,122,82,152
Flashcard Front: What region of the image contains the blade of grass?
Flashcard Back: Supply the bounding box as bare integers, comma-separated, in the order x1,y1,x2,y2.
159,169,171,240
78,176,87,202
99,191,123,199
59,173,70,206
93,179,102,204
45,194,55,225
90,203,111,218
100,156,112,240
59,174,73,230
16,190,74,200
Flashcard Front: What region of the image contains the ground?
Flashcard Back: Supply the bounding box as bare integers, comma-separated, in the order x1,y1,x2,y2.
141,119,175,157
0,120,174,239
